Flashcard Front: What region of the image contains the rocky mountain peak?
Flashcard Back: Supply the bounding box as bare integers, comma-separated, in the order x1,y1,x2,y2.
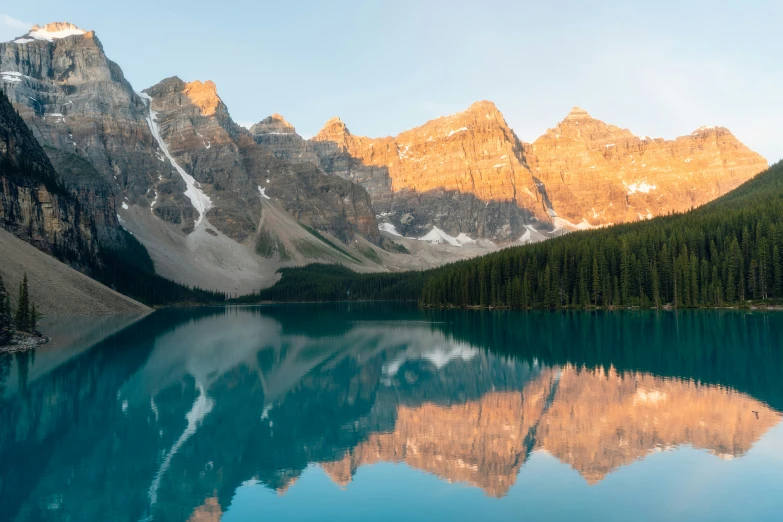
527,109,767,228
21,22,88,42
465,99,502,117
183,80,222,116
250,113,297,135
314,116,351,142
564,106,592,121
691,125,727,137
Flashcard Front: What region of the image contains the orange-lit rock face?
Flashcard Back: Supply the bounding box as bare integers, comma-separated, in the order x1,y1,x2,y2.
304,104,767,239
186,497,222,522
314,101,542,211
527,108,768,226
184,80,222,117
310,101,548,239
316,367,779,495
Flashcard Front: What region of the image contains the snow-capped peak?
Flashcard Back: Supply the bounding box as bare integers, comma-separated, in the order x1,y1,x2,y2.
26,22,87,42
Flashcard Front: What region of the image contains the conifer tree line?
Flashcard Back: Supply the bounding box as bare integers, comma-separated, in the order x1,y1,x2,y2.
419,161,783,308
0,273,38,345
251,160,783,309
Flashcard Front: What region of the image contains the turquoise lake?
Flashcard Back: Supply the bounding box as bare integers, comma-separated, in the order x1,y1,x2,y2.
1,304,781,521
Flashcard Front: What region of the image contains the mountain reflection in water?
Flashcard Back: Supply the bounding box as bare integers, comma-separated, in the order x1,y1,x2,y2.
0,305,781,522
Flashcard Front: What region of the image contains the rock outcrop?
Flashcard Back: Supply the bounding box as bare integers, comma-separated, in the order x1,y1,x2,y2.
527,107,769,228
0,89,97,264
250,114,319,164
144,76,379,243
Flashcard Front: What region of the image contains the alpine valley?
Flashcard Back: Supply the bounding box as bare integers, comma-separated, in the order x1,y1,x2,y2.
0,22,768,301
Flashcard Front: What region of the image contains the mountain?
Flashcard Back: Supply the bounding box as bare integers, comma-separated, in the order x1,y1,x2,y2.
527,107,768,228
0,21,771,298
254,101,546,242
0,22,192,231
140,76,379,243
0,23,408,294
253,103,766,242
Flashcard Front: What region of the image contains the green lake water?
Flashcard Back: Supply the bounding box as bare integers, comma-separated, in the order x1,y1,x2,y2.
1,304,781,521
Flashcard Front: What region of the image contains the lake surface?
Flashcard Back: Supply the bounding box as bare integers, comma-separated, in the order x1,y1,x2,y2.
1,304,782,522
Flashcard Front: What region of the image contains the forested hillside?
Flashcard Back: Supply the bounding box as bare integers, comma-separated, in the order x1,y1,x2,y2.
247,160,783,308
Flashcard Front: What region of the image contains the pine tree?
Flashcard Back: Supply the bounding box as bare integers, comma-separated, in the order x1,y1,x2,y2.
0,275,12,344
651,262,661,308
29,302,37,332
15,273,30,332
620,239,631,304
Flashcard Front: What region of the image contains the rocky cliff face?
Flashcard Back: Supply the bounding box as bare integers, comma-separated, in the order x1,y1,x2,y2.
250,114,319,164
0,89,97,264
144,76,379,243
527,107,769,228
0,23,193,231
254,103,766,241
307,101,548,241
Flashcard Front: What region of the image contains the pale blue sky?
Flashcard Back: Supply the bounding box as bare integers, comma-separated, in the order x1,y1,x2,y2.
2,1,782,161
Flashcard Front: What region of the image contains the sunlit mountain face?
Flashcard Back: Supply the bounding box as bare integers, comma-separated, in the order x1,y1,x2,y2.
0,305,781,522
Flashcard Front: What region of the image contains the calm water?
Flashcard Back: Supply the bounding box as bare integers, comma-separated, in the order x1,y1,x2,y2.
1,305,782,522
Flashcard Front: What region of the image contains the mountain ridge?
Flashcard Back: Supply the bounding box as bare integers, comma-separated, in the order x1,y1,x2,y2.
253,100,766,242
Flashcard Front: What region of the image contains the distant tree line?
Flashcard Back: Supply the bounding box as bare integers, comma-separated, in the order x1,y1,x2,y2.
232,264,426,303
245,160,783,309
419,160,783,308
0,273,38,345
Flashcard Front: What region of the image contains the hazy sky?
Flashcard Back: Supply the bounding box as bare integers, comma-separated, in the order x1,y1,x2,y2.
3,1,782,161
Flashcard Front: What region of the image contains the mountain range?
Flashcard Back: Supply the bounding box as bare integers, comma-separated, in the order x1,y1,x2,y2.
0,22,769,298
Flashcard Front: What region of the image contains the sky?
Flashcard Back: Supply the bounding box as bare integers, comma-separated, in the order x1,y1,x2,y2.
2,1,782,161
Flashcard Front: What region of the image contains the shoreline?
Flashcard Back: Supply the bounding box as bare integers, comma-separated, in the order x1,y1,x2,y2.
0,332,49,354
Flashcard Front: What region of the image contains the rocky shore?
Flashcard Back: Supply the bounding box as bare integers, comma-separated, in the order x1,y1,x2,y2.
0,332,49,353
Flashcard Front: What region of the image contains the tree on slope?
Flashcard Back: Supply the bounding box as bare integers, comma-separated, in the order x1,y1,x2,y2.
0,275,12,344
14,274,32,333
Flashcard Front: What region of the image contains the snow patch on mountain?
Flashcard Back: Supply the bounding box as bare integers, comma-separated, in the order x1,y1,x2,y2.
455,233,476,245
553,217,601,232
623,181,657,195
379,222,401,236
138,92,212,227
27,23,86,42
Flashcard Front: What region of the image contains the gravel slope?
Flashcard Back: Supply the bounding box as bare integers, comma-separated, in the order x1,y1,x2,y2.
0,228,151,316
